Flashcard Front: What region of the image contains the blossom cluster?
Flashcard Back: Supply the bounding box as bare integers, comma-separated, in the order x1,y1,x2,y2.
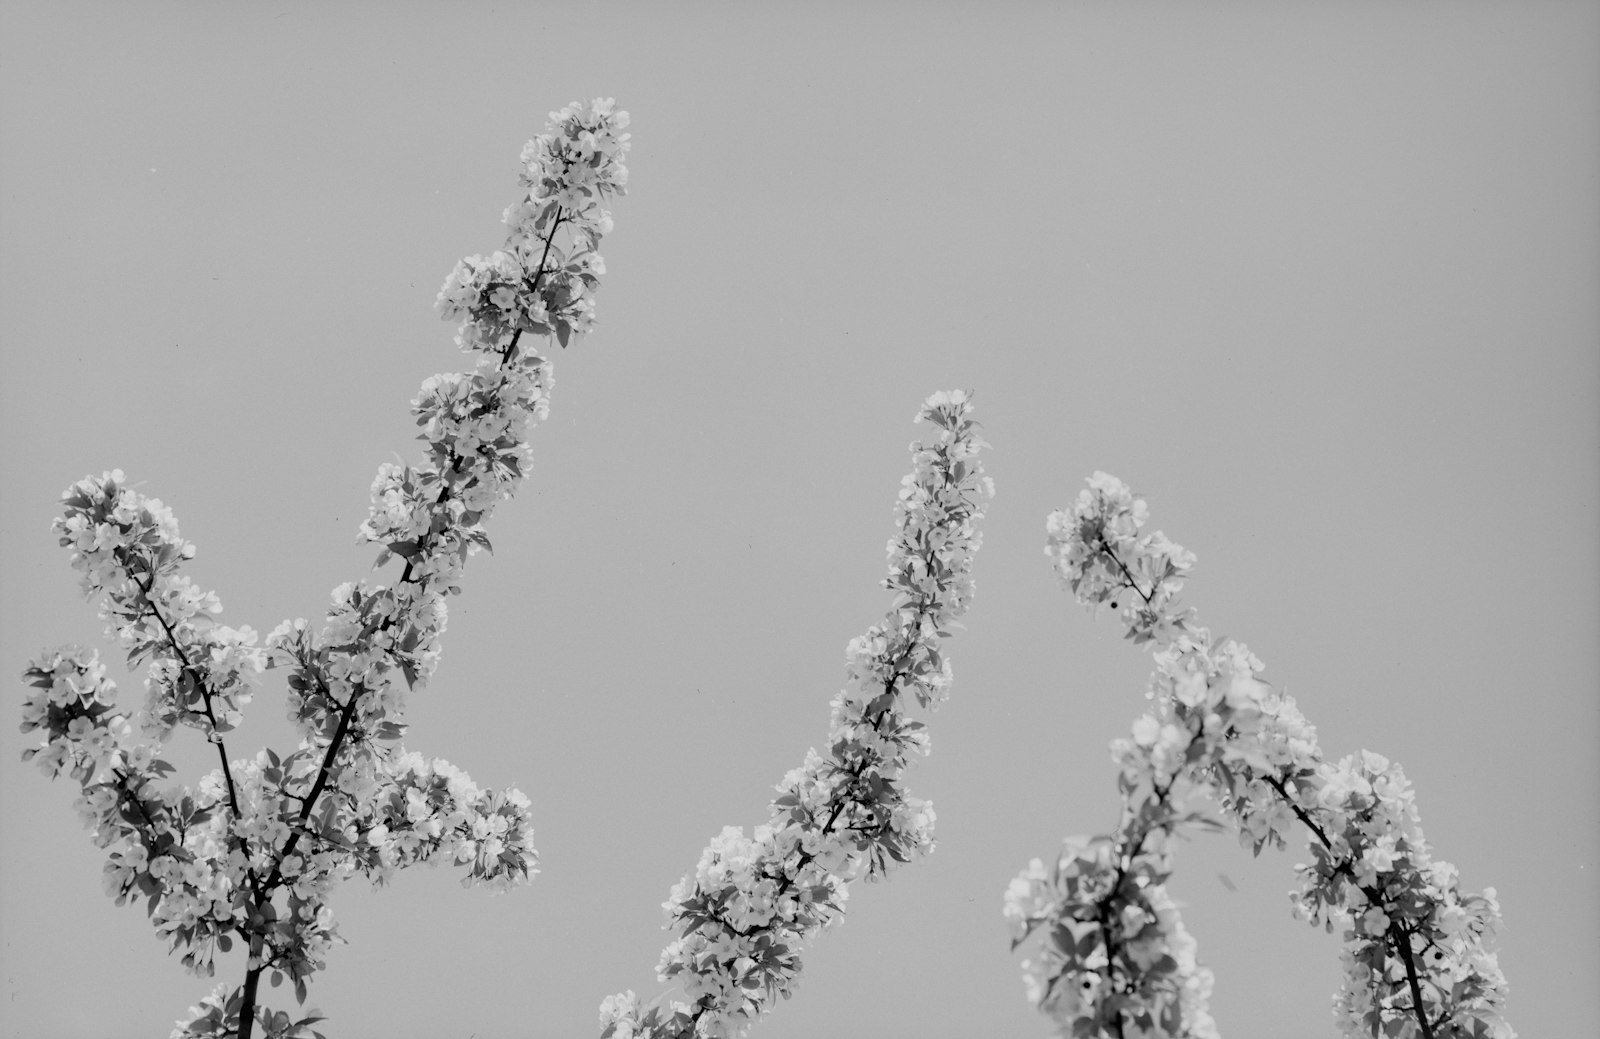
22,100,627,1039
21,644,129,783
354,750,537,892
1297,751,1512,1039
599,390,992,1039
23,466,540,1036
437,97,629,353
22,645,238,981
1008,472,1514,1038
1005,839,1216,1038
50,469,265,739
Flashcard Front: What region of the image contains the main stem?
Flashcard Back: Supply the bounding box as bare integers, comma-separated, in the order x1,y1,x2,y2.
1392,922,1436,1039
235,220,563,1039
237,934,267,1036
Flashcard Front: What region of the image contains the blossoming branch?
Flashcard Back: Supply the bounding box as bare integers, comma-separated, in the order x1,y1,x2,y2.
600,390,993,1039
1006,472,1513,1039
20,97,630,1039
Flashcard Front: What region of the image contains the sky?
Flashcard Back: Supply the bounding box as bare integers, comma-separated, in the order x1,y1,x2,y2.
1,3,1595,1037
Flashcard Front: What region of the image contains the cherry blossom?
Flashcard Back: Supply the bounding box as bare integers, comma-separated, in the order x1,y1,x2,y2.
1009,472,1513,1039
20,97,629,1039
600,391,992,1039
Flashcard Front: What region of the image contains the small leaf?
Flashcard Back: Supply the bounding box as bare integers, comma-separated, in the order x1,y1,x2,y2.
385,539,420,560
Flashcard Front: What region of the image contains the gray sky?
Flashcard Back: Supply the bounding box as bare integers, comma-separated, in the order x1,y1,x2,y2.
2,3,1595,1037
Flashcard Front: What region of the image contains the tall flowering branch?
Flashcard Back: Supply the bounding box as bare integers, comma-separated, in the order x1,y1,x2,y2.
20,97,630,1039
599,391,993,1039
1005,472,1514,1039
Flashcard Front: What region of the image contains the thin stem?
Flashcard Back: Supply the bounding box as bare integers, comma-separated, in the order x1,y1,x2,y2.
237,933,267,1039
258,682,363,895
133,570,244,829
1264,775,1337,852
1390,921,1437,1039
504,205,565,364
1096,534,1155,606
109,766,163,832
531,209,565,300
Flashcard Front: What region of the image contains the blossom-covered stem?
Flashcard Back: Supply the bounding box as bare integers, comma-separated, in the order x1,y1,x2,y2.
1008,704,1221,1036
674,612,941,1035
131,571,245,825
1096,803,1159,1022
526,209,564,304
238,98,629,1036
1262,773,1395,908
602,391,990,1039
239,354,520,1039
1269,768,1441,1032
1092,833,1157,1038
255,182,563,896
1099,541,1154,608
501,330,524,366
1393,927,1436,1039
257,687,358,895
1107,537,1464,1039
259,540,432,897
495,203,559,368
1015,471,1514,1039
237,558,415,1038
258,501,458,879
1262,773,1435,1039
1264,776,1331,847
110,766,164,830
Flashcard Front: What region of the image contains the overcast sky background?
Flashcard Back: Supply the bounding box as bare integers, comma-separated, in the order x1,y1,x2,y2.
1,3,1595,1037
